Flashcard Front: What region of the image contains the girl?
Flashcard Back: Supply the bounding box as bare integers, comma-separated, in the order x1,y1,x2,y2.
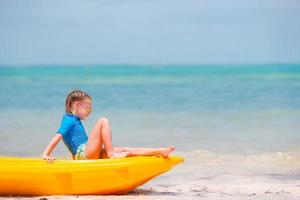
43,90,175,161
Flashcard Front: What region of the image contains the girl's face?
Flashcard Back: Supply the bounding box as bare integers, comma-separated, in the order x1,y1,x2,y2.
74,99,92,119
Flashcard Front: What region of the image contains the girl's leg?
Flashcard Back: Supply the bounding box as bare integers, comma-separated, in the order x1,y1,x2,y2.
85,118,129,159
113,146,176,158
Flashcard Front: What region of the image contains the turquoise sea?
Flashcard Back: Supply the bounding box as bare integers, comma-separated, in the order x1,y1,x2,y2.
0,64,300,157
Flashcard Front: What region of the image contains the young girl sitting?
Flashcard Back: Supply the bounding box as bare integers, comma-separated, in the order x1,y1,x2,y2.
43,90,175,161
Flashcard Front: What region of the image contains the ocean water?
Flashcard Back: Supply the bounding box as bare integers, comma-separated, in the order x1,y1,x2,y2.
1,64,300,198
0,64,300,157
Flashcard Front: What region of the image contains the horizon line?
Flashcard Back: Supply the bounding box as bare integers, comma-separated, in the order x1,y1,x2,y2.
0,62,300,68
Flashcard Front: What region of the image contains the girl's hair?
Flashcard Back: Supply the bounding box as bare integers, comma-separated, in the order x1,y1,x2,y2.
65,90,91,114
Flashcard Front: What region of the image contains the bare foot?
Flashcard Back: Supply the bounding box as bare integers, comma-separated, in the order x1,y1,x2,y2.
110,151,130,159
161,146,176,157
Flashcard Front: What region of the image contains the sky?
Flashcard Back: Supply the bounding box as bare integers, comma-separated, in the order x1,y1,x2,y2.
0,0,299,66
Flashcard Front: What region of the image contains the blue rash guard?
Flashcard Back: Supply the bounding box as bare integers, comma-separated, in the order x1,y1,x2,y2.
57,113,88,156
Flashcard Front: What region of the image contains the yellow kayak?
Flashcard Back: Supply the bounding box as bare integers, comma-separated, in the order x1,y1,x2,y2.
0,156,184,195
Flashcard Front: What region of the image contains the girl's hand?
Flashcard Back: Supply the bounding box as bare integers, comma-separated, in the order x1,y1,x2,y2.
43,155,56,163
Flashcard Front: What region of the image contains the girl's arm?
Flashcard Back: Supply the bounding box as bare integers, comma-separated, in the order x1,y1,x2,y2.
42,134,62,161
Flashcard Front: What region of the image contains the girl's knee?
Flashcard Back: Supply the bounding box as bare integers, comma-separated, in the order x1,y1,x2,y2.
97,117,110,125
